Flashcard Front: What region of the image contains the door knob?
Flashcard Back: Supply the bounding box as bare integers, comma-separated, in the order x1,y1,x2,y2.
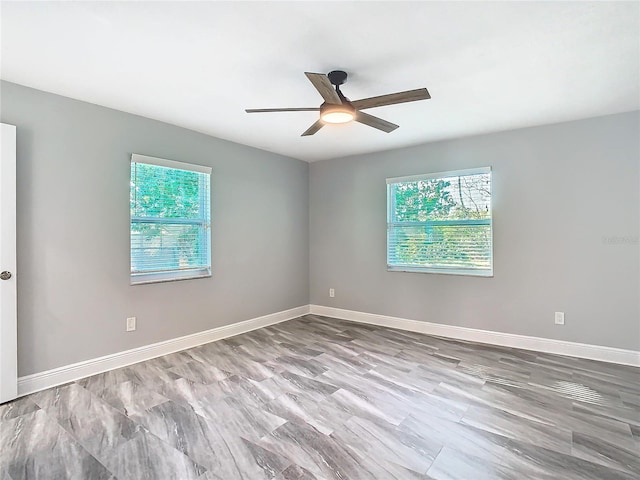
0,271,12,280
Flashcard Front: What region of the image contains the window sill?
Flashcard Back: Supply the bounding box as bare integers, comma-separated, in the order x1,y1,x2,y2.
130,268,212,285
387,266,493,277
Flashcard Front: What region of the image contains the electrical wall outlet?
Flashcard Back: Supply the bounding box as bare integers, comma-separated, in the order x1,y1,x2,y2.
329,288,335,298
554,312,565,325
126,316,136,331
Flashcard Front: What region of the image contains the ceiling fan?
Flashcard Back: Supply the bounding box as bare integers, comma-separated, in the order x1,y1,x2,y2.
245,70,431,136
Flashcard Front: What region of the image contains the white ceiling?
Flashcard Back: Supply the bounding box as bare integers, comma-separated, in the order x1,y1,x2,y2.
1,1,638,162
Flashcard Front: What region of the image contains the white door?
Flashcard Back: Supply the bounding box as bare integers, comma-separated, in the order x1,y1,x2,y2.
0,123,17,403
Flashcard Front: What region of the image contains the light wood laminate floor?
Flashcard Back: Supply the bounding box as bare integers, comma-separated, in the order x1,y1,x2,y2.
1,315,639,479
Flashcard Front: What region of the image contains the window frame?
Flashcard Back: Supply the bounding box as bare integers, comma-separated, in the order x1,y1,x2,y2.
130,154,212,285
386,166,493,277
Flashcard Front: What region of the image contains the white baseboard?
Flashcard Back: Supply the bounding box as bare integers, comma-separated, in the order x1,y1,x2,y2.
17,305,310,397
15,303,638,399
309,305,640,367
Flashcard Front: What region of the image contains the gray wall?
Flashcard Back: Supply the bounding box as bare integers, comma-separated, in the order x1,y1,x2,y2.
1,81,309,376
310,112,640,351
2,80,638,377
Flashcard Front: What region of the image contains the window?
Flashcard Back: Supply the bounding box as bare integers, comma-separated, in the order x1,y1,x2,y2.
130,154,211,284
387,167,492,276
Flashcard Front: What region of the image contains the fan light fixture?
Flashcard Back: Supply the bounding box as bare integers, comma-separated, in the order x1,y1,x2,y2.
320,104,355,124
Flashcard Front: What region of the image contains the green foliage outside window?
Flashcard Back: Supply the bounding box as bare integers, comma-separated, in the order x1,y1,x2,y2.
131,163,210,274
388,172,492,272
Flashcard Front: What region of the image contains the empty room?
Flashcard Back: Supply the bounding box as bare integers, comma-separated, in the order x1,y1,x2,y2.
0,1,639,479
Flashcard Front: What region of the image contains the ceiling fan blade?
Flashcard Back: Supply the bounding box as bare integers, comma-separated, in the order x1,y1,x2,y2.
351,88,431,110
355,111,399,133
301,119,324,136
245,107,320,113
304,72,342,105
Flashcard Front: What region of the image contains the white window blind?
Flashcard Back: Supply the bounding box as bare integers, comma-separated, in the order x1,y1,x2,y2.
387,167,493,276
130,154,211,284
